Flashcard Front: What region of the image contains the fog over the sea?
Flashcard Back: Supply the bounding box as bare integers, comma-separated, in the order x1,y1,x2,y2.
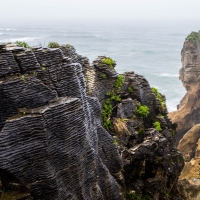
0,0,200,22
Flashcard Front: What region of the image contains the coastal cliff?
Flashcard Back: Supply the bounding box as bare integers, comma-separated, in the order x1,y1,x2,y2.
169,32,200,142
0,42,184,199
168,31,200,199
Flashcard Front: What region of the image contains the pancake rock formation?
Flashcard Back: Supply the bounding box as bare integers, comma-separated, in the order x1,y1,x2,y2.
0,42,184,199
168,31,200,199
169,31,200,142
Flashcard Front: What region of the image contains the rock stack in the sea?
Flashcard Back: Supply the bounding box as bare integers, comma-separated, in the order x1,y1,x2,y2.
168,31,200,199
169,32,200,142
0,42,184,199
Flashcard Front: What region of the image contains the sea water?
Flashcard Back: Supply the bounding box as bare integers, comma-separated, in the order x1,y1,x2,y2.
0,19,199,111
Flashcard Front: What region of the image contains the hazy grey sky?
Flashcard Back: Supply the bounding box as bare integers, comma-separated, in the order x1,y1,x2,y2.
1,0,200,21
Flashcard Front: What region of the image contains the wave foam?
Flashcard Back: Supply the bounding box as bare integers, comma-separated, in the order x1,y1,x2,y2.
0,37,39,43
0,28,17,31
158,73,179,77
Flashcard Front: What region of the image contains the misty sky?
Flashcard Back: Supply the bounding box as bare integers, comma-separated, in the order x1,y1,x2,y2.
1,0,200,22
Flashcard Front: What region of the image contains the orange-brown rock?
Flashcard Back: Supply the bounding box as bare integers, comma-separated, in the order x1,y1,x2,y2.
169,34,200,142
178,124,200,182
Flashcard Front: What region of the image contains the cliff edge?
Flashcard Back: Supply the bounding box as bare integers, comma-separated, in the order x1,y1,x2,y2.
0,42,184,199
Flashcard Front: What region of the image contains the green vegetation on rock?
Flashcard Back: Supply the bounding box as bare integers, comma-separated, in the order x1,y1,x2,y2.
102,75,124,129
21,75,26,82
16,41,30,48
186,31,200,42
126,192,151,200
101,57,116,69
153,121,162,131
135,102,149,118
66,44,72,49
152,87,166,112
48,42,60,48
100,73,107,79
113,139,118,145
128,86,134,93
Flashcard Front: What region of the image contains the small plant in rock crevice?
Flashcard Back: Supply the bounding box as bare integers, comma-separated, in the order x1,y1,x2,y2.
101,57,116,69
113,139,118,145
100,73,107,79
21,75,26,82
128,86,134,93
153,121,162,131
126,192,151,200
102,74,124,129
135,102,149,119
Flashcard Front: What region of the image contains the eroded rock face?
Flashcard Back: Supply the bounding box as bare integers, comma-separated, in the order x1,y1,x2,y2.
169,38,200,142
87,57,184,199
178,124,200,183
0,44,123,199
168,33,200,198
0,42,184,199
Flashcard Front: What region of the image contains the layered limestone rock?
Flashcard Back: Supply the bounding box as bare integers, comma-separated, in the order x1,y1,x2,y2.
0,42,184,199
86,57,184,199
169,32,200,142
168,32,200,199
0,43,123,200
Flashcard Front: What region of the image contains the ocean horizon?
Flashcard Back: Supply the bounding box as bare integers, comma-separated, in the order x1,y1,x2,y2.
1,19,199,111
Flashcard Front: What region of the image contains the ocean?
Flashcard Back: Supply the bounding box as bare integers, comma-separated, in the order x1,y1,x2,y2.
0,19,199,111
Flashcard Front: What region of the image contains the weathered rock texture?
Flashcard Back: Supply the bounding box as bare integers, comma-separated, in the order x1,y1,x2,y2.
169,35,200,142
168,32,200,199
0,44,123,200
178,124,200,183
86,56,184,199
0,42,184,199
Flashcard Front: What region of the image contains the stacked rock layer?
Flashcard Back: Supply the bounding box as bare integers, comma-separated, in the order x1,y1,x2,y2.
0,43,184,199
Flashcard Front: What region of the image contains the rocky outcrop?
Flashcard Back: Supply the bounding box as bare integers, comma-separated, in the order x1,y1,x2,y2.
86,57,184,199
168,32,200,199
0,44,123,199
178,124,200,183
0,42,184,199
169,32,200,142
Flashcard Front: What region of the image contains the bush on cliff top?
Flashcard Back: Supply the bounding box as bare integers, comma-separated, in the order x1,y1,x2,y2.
48,42,60,48
101,57,115,69
15,41,30,48
186,31,200,42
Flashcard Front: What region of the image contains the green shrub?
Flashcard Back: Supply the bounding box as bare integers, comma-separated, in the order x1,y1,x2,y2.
66,44,72,49
137,128,145,134
114,74,124,91
152,87,166,112
135,102,149,118
16,41,30,48
153,121,162,131
186,31,200,42
102,75,124,130
48,42,60,48
152,87,158,94
113,139,118,145
100,73,107,79
128,86,134,93
126,192,151,200
21,75,26,82
102,57,115,69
